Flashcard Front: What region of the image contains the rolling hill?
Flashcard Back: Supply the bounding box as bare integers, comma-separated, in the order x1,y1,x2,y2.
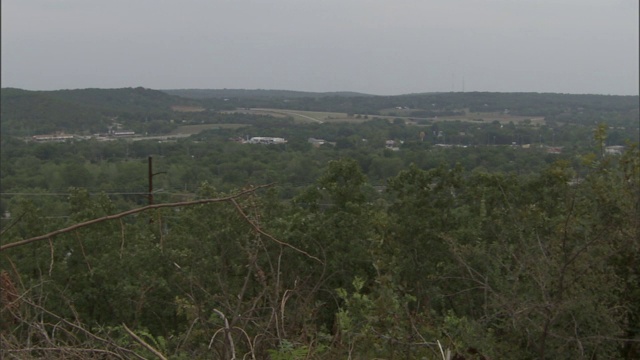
0,87,198,136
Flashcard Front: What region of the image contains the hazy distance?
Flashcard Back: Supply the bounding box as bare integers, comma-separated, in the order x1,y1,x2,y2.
1,0,638,95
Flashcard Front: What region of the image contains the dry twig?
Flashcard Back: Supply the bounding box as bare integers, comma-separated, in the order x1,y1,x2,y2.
230,198,323,264
122,323,168,360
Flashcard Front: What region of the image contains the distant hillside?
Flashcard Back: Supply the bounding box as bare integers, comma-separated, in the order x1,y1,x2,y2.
162,88,372,99
2,87,637,136
163,89,638,123
45,87,198,113
230,91,638,127
1,88,109,135
0,87,198,136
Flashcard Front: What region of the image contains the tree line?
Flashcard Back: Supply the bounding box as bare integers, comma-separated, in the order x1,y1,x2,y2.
1,129,638,358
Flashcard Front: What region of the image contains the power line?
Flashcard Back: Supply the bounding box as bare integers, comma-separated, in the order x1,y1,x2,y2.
0,192,148,196
0,192,196,197
0,182,320,198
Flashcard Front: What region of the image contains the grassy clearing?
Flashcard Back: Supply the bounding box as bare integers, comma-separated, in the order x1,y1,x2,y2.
380,108,545,126
226,108,545,126
244,109,340,123
169,124,247,135
435,112,545,125
233,108,380,124
223,109,290,118
171,105,206,112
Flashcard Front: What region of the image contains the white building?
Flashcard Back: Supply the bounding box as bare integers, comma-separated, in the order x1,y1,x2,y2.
111,130,136,137
247,137,287,144
605,146,625,155
31,134,74,142
308,138,326,146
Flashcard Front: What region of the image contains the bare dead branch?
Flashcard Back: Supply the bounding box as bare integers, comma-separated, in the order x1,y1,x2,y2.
0,184,273,252
174,317,200,355
211,308,236,359
48,238,54,276
122,323,168,360
0,212,26,237
74,232,92,273
119,218,125,259
232,326,256,360
230,198,323,264
1,347,125,358
10,292,144,360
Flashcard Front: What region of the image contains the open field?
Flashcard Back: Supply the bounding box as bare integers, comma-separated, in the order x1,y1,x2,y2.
168,123,247,135
91,124,247,142
229,108,375,124
432,112,545,126
229,108,545,126
171,105,206,112
379,108,545,125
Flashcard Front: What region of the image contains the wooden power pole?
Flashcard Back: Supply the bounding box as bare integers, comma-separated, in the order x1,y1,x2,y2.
148,156,154,206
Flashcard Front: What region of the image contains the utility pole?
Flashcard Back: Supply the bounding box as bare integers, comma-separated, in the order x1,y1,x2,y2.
148,156,166,206
148,156,154,206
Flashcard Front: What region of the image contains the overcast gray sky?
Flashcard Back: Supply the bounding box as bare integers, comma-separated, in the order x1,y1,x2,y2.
2,0,638,95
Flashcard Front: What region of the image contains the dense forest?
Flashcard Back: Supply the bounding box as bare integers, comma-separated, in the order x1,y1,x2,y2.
1,88,639,359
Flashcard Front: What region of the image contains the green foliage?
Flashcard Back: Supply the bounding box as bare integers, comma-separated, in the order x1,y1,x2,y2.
1,91,639,360
0,87,194,136
267,339,317,360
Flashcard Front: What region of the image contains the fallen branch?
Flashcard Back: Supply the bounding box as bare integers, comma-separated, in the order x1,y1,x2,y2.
1,184,272,252
7,292,144,360
230,198,323,264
